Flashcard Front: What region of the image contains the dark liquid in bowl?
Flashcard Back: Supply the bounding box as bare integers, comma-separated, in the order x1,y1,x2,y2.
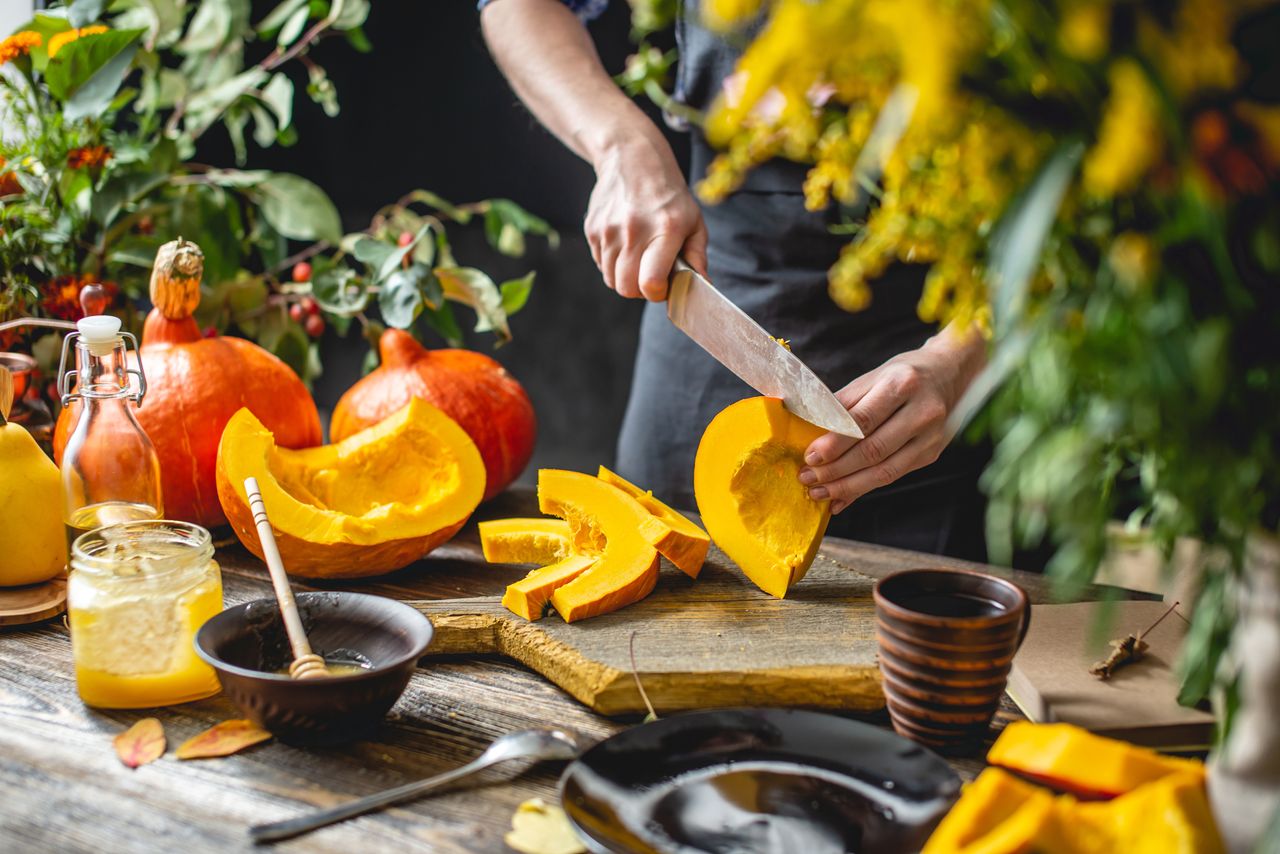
898,593,1006,618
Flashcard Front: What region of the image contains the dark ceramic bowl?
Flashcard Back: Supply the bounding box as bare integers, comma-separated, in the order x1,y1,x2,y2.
195,592,433,745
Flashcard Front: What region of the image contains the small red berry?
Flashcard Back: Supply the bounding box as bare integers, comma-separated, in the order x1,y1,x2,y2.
292,261,312,283
397,231,414,248
289,303,305,323
304,314,325,338
302,296,320,316
202,325,218,338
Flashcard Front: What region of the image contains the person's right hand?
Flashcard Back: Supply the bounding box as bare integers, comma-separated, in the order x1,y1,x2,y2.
586,136,708,302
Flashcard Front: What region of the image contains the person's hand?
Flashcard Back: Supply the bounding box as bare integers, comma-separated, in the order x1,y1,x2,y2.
586,136,708,301
798,327,987,514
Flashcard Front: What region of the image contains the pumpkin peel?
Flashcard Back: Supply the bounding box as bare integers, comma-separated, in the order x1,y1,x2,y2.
216,398,484,578
694,397,830,598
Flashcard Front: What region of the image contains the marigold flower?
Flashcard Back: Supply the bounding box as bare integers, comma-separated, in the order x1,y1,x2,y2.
1083,60,1163,197
48,25,108,59
0,156,21,197
40,276,118,321
67,146,112,171
0,31,41,65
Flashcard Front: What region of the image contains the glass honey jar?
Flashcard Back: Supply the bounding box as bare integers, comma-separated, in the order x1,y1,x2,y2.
68,520,223,708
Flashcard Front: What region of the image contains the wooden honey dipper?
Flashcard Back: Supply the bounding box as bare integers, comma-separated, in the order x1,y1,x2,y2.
243,477,329,680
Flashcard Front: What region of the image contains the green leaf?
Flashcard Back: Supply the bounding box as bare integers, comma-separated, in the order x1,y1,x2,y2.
68,0,107,28
406,190,470,223
257,0,308,33
44,28,145,103
379,267,426,329
345,25,372,52
259,72,294,130
500,271,535,316
178,0,247,53
249,103,276,148
90,168,168,226
24,15,72,74
255,173,342,244
435,266,511,342
375,224,432,283
313,267,369,316
277,4,309,46
65,39,143,121
183,67,268,139
353,236,395,269
331,0,370,29
201,168,271,187
988,139,1084,335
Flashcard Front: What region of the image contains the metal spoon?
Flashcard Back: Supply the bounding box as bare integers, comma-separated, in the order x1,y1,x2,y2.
249,728,584,843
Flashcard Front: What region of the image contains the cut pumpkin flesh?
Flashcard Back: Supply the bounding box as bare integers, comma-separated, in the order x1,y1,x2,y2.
922,768,1058,854
986,722,1205,799
479,518,573,564
538,469,660,623
597,466,709,578
502,554,597,621
694,397,830,598
216,398,484,578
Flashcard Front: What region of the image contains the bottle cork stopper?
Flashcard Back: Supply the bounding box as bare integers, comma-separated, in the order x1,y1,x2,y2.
77,315,122,357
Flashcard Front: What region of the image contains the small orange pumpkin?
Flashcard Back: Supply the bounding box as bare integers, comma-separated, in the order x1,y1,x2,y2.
55,238,322,528
330,328,536,501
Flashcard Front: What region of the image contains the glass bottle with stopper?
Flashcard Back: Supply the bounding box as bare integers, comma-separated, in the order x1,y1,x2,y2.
58,286,163,543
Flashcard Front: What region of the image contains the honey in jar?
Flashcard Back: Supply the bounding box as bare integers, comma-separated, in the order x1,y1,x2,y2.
68,520,223,708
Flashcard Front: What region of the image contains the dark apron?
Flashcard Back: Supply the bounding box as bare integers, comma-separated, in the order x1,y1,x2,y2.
614,1,987,560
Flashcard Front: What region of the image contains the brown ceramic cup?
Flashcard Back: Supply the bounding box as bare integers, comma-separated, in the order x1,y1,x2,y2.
873,568,1031,751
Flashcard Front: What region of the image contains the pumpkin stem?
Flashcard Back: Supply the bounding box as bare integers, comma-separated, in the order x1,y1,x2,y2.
379,328,427,367
150,237,205,321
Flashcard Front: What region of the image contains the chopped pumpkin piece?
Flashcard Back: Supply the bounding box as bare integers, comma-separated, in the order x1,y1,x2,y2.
480,518,574,565
502,554,597,621
1068,772,1223,854
216,399,484,577
538,469,660,623
693,397,830,598
987,722,1205,799
597,466,710,577
923,768,1059,854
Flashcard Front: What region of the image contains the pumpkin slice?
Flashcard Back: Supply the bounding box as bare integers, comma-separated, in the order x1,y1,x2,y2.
922,768,1059,854
502,554,597,621
216,399,484,578
986,722,1206,800
597,466,710,578
538,469,660,623
479,518,574,565
693,397,831,598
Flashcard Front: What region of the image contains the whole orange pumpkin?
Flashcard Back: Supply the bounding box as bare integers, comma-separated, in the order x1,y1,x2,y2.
55,238,322,528
330,329,535,501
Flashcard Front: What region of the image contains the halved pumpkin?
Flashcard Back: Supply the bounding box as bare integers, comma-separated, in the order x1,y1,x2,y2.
479,518,573,565
693,396,831,598
216,398,484,578
538,469,660,622
597,466,710,578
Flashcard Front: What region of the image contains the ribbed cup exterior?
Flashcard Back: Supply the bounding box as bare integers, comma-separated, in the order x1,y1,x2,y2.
873,568,1030,750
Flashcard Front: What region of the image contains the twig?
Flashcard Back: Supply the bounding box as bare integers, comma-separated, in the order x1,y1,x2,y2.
628,631,658,721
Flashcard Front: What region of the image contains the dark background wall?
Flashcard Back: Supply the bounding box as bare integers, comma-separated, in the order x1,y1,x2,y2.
202,1,682,483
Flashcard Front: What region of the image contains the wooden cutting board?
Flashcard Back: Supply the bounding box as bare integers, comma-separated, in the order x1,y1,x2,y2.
409,543,886,716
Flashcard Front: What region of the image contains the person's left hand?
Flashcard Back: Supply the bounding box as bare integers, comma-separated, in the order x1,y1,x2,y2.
797,327,987,514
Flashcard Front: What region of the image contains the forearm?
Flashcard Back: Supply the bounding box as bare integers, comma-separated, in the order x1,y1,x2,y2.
923,321,988,398
481,0,670,168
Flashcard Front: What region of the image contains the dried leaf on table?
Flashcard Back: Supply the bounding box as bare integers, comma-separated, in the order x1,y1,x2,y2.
114,718,166,768
505,798,585,854
176,720,272,760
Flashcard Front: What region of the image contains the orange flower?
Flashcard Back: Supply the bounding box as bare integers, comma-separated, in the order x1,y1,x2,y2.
40,276,118,321
47,25,108,59
67,146,112,170
0,31,41,65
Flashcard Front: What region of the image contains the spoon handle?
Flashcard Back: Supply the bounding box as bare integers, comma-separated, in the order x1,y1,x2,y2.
249,753,499,843
243,477,315,666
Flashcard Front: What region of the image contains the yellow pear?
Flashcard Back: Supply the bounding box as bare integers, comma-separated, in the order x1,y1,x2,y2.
0,368,66,586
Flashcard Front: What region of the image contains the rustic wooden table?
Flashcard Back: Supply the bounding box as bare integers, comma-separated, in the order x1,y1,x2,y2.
0,491,1137,853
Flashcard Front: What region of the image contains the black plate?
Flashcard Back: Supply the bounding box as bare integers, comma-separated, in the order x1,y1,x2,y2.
559,708,960,854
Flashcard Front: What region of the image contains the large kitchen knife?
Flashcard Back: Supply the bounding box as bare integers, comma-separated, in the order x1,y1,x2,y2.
667,258,864,439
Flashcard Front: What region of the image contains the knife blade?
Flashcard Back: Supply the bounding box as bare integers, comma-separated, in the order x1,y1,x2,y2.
667,259,864,439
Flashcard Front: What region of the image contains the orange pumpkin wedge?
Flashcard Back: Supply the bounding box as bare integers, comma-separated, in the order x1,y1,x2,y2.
479,518,573,565
538,469,660,623
216,398,484,578
502,554,597,621
597,466,710,578
694,397,830,598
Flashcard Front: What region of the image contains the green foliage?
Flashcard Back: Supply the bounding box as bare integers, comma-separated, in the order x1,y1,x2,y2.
1,0,553,387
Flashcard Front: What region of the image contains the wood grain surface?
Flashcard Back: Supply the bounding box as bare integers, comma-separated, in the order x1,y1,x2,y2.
0,573,67,626
0,490,1145,853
